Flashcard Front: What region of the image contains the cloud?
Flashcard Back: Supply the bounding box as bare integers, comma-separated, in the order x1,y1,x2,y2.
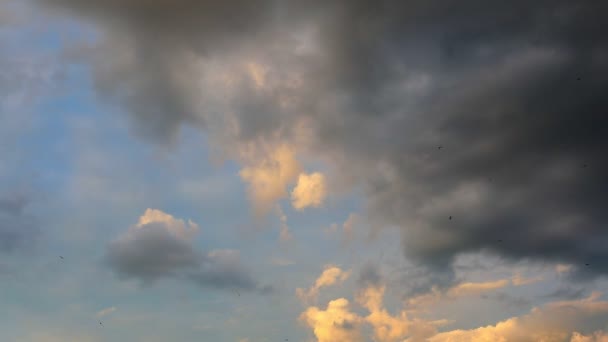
326,213,360,244
105,208,268,292
571,331,608,342
275,205,292,242
299,298,365,342
0,190,39,253
428,292,608,342
300,267,608,342
300,267,447,342
291,172,327,210
45,0,608,283
95,306,116,318
239,143,301,216
296,265,350,304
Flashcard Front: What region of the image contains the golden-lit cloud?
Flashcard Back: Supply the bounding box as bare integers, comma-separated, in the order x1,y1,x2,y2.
299,298,365,342
298,268,603,341
296,265,350,304
428,292,608,342
239,143,302,215
300,268,445,342
135,208,199,240
291,172,327,210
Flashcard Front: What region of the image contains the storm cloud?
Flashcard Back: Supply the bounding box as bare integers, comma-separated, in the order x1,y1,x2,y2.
46,0,608,284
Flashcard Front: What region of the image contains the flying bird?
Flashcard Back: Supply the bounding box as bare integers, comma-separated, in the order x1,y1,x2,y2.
99,321,104,327
438,145,443,150
449,216,452,220
59,256,64,260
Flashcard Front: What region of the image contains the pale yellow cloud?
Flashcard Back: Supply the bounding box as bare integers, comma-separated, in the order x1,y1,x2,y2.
299,298,365,342
239,143,301,215
428,292,608,342
135,208,199,240
291,172,327,210
296,266,350,304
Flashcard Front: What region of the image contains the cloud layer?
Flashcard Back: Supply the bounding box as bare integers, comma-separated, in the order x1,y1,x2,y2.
46,0,608,286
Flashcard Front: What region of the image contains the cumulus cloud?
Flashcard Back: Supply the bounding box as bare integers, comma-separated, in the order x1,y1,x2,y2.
296,265,350,304
291,172,327,210
299,298,365,342
300,267,447,342
44,0,608,286
105,209,269,292
300,267,608,342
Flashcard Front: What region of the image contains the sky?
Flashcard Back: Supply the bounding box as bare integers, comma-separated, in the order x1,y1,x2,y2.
1,0,608,341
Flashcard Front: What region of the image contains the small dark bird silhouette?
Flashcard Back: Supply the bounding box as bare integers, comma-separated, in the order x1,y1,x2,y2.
99,321,104,327
59,256,64,260
438,146,443,150
585,263,590,266
577,77,581,81
497,239,503,242
449,216,452,220
582,164,588,168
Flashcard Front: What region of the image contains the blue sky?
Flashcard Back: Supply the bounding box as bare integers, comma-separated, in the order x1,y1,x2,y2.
2,1,608,341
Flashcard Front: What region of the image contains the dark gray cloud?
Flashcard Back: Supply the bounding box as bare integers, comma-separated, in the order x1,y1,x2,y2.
47,0,608,284
105,220,270,292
